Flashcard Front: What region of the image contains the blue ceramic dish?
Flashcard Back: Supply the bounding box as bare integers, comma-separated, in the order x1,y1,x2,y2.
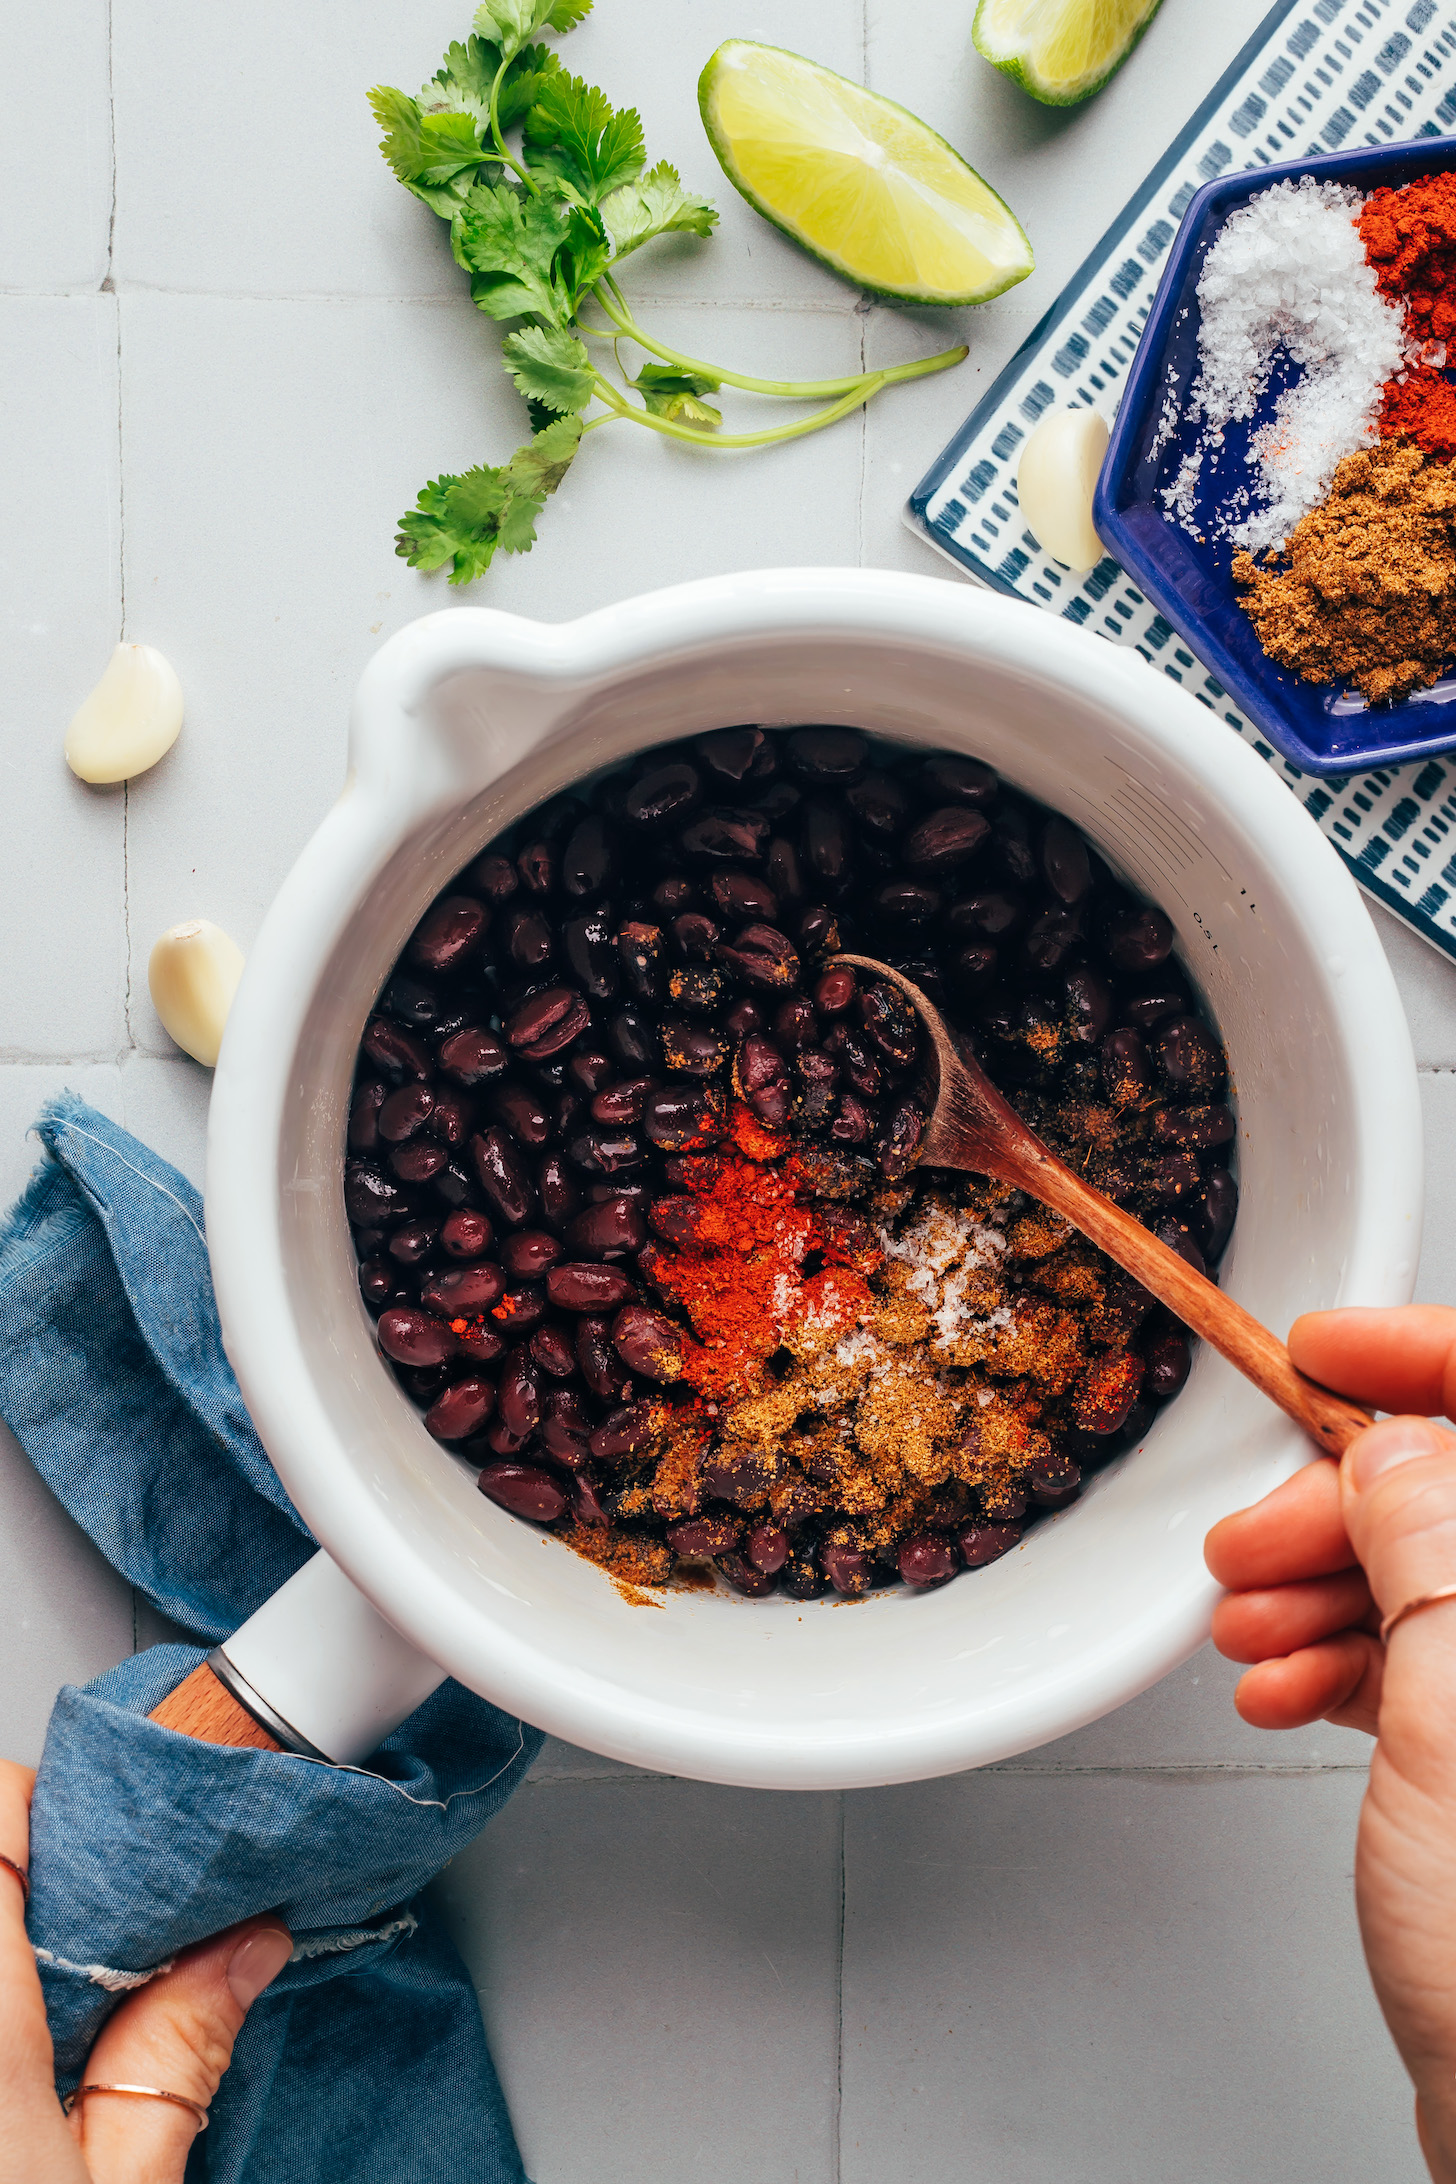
1094,137,1456,777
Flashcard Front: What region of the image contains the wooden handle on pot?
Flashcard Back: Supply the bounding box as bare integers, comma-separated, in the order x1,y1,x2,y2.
149,1663,283,1751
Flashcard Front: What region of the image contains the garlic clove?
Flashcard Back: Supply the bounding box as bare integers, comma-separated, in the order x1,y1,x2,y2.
1015,407,1110,572
148,921,245,1068
65,643,184,784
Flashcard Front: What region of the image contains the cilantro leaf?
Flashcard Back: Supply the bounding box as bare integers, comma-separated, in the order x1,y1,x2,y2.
420,36,500,124
370,86,486,195
502,324,595,412
555,201,611,315
472,0,584,61
452,182,569,322
496,42,560,129
504,411,583,494
395,415,581,582
632,362,722,427
602,159,717,258
524,71,645,203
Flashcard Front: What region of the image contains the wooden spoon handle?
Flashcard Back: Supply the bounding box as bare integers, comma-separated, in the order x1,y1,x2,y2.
149,1663,283,1751
1018,1145,1374,1458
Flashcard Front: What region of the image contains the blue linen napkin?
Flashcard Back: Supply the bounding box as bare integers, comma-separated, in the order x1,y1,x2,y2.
0,1093,542,2183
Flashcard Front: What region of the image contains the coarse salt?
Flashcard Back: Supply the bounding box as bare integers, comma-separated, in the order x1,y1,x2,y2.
1165,176,1405,552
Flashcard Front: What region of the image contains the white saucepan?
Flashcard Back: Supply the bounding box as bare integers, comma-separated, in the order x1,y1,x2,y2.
203,568,1422,1791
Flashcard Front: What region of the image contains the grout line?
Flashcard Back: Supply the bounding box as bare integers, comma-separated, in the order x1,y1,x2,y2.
833,1790,846,2184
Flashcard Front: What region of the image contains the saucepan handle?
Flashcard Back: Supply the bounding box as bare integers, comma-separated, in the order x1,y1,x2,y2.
149,1551,447,1760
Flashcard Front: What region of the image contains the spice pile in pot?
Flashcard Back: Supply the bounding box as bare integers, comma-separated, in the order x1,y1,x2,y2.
344,726,1237,1602
1161,169,1456,705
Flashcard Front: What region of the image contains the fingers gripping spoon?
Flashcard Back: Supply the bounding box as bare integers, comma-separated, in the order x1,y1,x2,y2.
835,956,1374,1459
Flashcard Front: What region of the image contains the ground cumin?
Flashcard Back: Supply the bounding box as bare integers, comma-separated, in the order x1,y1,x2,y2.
1233,439,1456,704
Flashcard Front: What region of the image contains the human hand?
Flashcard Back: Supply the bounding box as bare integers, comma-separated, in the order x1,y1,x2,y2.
0,1756,291,2183
1205,1305,1456,2181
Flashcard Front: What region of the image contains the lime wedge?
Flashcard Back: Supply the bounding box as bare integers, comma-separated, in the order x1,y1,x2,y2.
698,41,1033,306
973,0,1164,105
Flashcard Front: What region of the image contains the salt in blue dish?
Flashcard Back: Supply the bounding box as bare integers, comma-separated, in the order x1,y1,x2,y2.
1094,137,1456,777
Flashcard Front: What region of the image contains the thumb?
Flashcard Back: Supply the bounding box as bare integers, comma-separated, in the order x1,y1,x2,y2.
1341,1415,1456,1772
69,1919,292,2184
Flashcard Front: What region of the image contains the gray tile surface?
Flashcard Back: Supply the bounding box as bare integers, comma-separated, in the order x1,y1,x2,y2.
1,0,1452,2174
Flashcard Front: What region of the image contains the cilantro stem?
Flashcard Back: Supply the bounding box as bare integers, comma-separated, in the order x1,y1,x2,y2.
587,360,950,449
487,59,533,189
591,276,967,401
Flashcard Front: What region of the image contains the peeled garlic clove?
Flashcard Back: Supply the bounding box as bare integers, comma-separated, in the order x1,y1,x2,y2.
65,643,183,784
1016,407,1110,572
148,921,244,1068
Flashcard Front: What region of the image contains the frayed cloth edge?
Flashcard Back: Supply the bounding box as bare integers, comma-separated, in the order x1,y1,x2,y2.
33,1911,419,1990
34,1947,177,1994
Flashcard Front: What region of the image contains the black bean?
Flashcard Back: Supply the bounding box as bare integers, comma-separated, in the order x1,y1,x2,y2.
879,1098,926,1181
481,1416,531,1458
899,1533,957,1588
530,1324,579,1381
609,1007,661,1072
766,837,805,905
565,1198,646,1256
846,770,912,839
949,943,998,997
1030,1452,1082,1509
945,889,1025,941
1157,1218,1208,1278
383,974,442,1029
349,1081,386,1153
642,1084,724,1151
626,763,701,829
718,1552,775,1598
1021,905,1082,973
1201,1167,1238,1261
378,1307,458,1367
567,1049,614,1095
1108,907,1175,973
746,780,801,825
456,1321,507,1366
797,904,841,957
1120,983,1189,1031
387,1220,437,1267
441,1208,492,1259
358,1258,394,1307
1153,1103,1235,1151
651,874,697,915
990,806,1037,886
501,1230,563,1281
537,1151,580,1229
562,910,619,1001
872,879,941,926
672,912,720,961
438,1027,509,1087
567,1127,645,1175
680,808,770,862
825,1024,882,1100
390,1139,447,1185
709,870,779,923
859,983,918,1069
822,1541,873,1597
505,987,586,1056
427,1088,473,1147
1144,1326,1192,1399
661,1020,727,1076
345,1162,409,1226
1064,966,1113,1046
466,852,518,905
787,726,866,785
1039,817,1092,905
362,1018,432,1082
409,895,489,974
546,1262,637,1312
814,966,856,1016
497,1351,541,1439
803,800,853,886
420,1263,506,1319
612,1304,685,1382
904,806,990,879
489,1082,550,1149
1101,1026,1152,1104
591,1077,654,1126
918,753,997,807
716,922,801,991
746,1524,790,1575
697,727,769,785
478,1461,568,1523
618,922,663,1001
1149,1149,1201,1203
667,1514,742,1558
589,1403,655,1461
470,1127,538,1227
426,1377,496,1441
958,1522,1022,1567
561,814,617,898
781,1552,828,1600
378,1083,434,1143
1154,1015,1225,1097
669,964,726,1013
516,841,556,896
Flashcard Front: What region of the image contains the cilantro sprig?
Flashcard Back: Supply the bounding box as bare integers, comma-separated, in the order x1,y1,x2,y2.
370,2,968,583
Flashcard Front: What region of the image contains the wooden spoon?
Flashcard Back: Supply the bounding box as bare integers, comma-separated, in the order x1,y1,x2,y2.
835,955,1373,1458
